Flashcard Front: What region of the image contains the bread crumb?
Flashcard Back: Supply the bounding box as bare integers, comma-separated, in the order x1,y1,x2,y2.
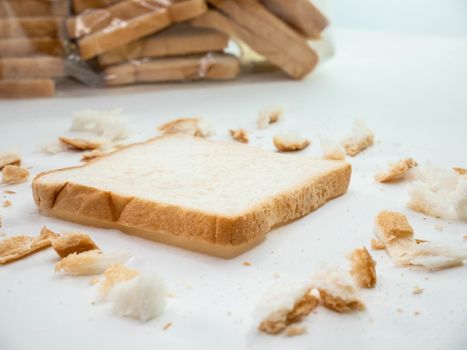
51,232,99,258
0,152,21,170
407,164,467,221
370,238,385,250
285,326,306,337
99,263,138,298
319,137,345,160
163,322,172,330
257,106,283,129
341,119,374,156
412,286,423,295
230,128,249,143
273,131,310,152
89,276,100,285
375,158,418,183
71,108,129,141
258,290,318,334
3,200,12,208
243,261,252,266
158,118,213,137
348,247,377,288
0,226,58,264
397,308,403,313
464,235,467,240
55,250,128,276
4,190,16,194
375,211,467,270
2,165,29,184
59,136,103,151
453,167,466,175
42,140,66,154
414,311,420,315
312,267,365,313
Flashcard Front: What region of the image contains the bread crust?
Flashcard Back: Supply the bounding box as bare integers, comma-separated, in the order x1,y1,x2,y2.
32,137,351,256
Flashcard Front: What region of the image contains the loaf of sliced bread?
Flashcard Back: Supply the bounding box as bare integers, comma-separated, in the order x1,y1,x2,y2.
32,135,351,258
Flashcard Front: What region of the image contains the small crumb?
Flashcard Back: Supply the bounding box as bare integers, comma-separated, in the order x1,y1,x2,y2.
341,119,374,156
434,223,444,231
243,261,252,266
273,131,310,152
375,158,417,183
257,106,283,129
453,167,466,175
285,326,306,337
463,235,467,240
2,165,29,185
348,247,377,288
163,322,172,331
412,286,423,295
59,136,103,151
414,311,420,316
88,276,100,285
3,200,12,208
0,153,21,170
370,238,385,250
157,117,213,137
397,308,404,313
3,190,15,194
229,129,249,143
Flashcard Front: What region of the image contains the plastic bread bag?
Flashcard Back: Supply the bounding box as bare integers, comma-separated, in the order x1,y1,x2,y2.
1,0,333,97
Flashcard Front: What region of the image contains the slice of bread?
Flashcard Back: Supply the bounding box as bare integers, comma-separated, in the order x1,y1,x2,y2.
32,135,351,258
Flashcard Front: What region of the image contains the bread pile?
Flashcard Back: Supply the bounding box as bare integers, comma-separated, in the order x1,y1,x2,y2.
0,0,69,97
1,0,328,96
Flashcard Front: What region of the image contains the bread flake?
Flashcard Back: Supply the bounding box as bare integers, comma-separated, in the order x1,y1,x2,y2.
55,249,128,275
319,137,345,160
341,119,374,156
348,247,377,288
0,226,58,264
51,232,99,258
158,117,213,137
58,136,104,151
229,128,249,143
375,158,418,183
0,152,21,170
273,131,310,152
71,108,129,141
2,165,29,184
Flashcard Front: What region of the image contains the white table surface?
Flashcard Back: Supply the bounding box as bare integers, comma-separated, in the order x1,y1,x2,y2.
1,29,466,350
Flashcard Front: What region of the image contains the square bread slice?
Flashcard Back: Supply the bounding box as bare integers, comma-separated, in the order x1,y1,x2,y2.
32,135,351,258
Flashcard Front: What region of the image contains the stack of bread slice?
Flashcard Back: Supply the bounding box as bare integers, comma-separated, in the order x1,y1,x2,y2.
67,0,328,86
0,0,69,97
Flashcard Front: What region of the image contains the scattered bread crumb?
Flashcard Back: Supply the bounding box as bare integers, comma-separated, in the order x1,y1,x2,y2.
0,153,21,170
375,158,418,183
41,141,66,154
158,118,213,137
370,238,385,250
89,276,100,285
51,232,99,258
107,272,166,322
397,308,404,313
55,250,128,275
273,131,310,152
375,211,467,270
2,165,29,184
453,167,466,175
285,326,306,337
230,128,249,143
0,226,58,264
414,311,420,315
4,190,16,194
59,136,103,151
412,286,423,295
163,322,172,330
348,247,377,288
407,164,467,221
3,200,12,208
464,235,467,240
243,261,252,266
341,119,374,156
257,106,283,129
312,267,365,313
71,109,129,141
98,263,138,298
319,137,345,160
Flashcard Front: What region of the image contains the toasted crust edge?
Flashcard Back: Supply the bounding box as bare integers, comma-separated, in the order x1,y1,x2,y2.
32,137,351,255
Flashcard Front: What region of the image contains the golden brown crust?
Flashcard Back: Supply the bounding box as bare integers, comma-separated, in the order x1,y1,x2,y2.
32,137,351,254
59,136,103,151
273,134,310,152
370,238,385,250
318,290,365,313
229,128,249,143
285,326,306,337
453,167,466,175
375,211,414,241
0,226,58,264
0,153,21,170
258,292,318,334
375,158,417,183
3,200,12,208
2,165,29,184
348,247,377,288
51,232,99,258
158,117,209,137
